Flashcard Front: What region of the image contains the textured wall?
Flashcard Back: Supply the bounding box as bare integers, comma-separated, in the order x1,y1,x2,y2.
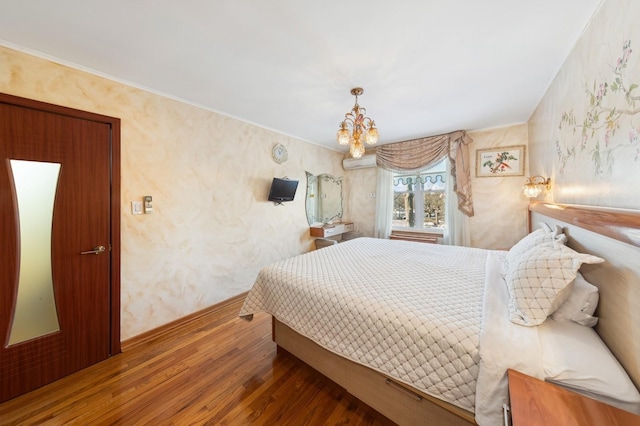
343,163,377,238
0,46,344,339
468,125,530,249
529,0,640,209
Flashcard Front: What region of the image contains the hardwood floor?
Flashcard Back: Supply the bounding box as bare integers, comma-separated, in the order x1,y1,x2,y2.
0,297,395,425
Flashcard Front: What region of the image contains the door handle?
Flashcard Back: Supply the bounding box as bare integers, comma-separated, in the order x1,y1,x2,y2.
80,245,106,255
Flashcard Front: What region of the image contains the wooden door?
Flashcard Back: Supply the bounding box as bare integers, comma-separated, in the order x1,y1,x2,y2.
0,94,121,403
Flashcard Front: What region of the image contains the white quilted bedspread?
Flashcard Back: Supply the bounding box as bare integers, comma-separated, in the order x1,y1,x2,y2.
239,237,489,412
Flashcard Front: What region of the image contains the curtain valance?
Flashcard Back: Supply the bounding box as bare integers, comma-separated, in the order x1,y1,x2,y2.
393,174,445,188
376,130,474,217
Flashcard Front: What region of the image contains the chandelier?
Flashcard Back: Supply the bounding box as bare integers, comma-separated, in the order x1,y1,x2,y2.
336,87,379,159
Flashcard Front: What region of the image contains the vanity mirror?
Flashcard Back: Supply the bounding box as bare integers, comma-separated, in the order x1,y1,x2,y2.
305,172,343,225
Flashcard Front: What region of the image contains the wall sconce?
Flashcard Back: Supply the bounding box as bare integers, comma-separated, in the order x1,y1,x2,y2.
522,176,551,198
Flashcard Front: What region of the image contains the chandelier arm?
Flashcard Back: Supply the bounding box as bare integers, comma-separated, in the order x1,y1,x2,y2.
341,115,356,126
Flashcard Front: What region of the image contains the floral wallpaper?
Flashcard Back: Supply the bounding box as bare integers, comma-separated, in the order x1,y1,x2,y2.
557,40,639,176
529,0,640,209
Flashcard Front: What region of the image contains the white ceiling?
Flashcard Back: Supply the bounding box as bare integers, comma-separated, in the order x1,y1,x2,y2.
0,1,602,152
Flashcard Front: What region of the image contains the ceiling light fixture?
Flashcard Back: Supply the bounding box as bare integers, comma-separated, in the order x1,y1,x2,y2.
336,87,379,159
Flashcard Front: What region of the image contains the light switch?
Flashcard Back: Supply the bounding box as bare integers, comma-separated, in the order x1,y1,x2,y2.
131,201,143,215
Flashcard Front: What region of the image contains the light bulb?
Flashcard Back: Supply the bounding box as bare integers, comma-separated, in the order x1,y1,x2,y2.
522,184,542,198
337,126,350,145
365,125,378,144
350,140,365,158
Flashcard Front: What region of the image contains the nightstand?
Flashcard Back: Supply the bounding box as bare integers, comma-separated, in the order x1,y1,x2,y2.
507,369,640,425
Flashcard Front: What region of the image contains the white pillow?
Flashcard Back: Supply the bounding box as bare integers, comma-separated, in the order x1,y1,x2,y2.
551,272,599,327
506,224,566,267
539,319,640,413
506,242,604,326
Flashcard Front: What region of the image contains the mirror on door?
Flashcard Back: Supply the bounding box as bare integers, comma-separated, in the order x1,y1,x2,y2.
305,171,343,225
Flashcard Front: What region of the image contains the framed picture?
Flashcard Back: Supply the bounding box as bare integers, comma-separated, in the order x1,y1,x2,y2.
476,145,525,177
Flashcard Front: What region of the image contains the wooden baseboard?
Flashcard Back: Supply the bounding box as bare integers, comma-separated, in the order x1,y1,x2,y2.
121,292,247,351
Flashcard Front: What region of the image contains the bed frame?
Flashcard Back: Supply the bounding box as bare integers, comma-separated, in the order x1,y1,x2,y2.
528,202,640,390
272,202,640,425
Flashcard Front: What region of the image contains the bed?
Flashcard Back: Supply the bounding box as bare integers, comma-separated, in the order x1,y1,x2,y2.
239,202,640,425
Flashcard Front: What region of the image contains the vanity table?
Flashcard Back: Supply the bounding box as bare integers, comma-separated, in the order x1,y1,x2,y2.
309,222,354,238
305,171,354,246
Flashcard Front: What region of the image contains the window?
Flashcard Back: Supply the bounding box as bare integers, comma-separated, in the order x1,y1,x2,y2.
392,158,446,233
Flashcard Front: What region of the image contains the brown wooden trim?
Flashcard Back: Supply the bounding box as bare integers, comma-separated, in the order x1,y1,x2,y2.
0,92,121,124
121,292,248,351
529,202,640,249
109,113,122,356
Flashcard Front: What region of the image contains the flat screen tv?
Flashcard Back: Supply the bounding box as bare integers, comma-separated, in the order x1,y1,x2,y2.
268,177,299,203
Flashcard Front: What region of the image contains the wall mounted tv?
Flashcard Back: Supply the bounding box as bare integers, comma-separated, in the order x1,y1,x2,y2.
268,177,299,203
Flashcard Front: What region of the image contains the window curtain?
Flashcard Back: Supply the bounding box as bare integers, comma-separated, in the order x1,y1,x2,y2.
376,130,474,217
374,167,394,238
443,159,471,246
375,130,474,246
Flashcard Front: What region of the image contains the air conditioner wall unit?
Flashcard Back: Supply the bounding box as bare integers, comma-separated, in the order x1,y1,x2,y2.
342,154,376,170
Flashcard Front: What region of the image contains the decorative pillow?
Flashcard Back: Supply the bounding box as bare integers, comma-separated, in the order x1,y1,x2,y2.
506,224,566,268
539,222,552,233
539,319,640,413
551,224,567,242
506,242,604,326
551,272,599,327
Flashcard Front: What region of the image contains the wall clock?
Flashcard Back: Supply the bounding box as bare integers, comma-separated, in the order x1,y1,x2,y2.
272,143,288,164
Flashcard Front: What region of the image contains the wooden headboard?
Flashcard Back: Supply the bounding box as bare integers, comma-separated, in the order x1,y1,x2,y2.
529,202,640,390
